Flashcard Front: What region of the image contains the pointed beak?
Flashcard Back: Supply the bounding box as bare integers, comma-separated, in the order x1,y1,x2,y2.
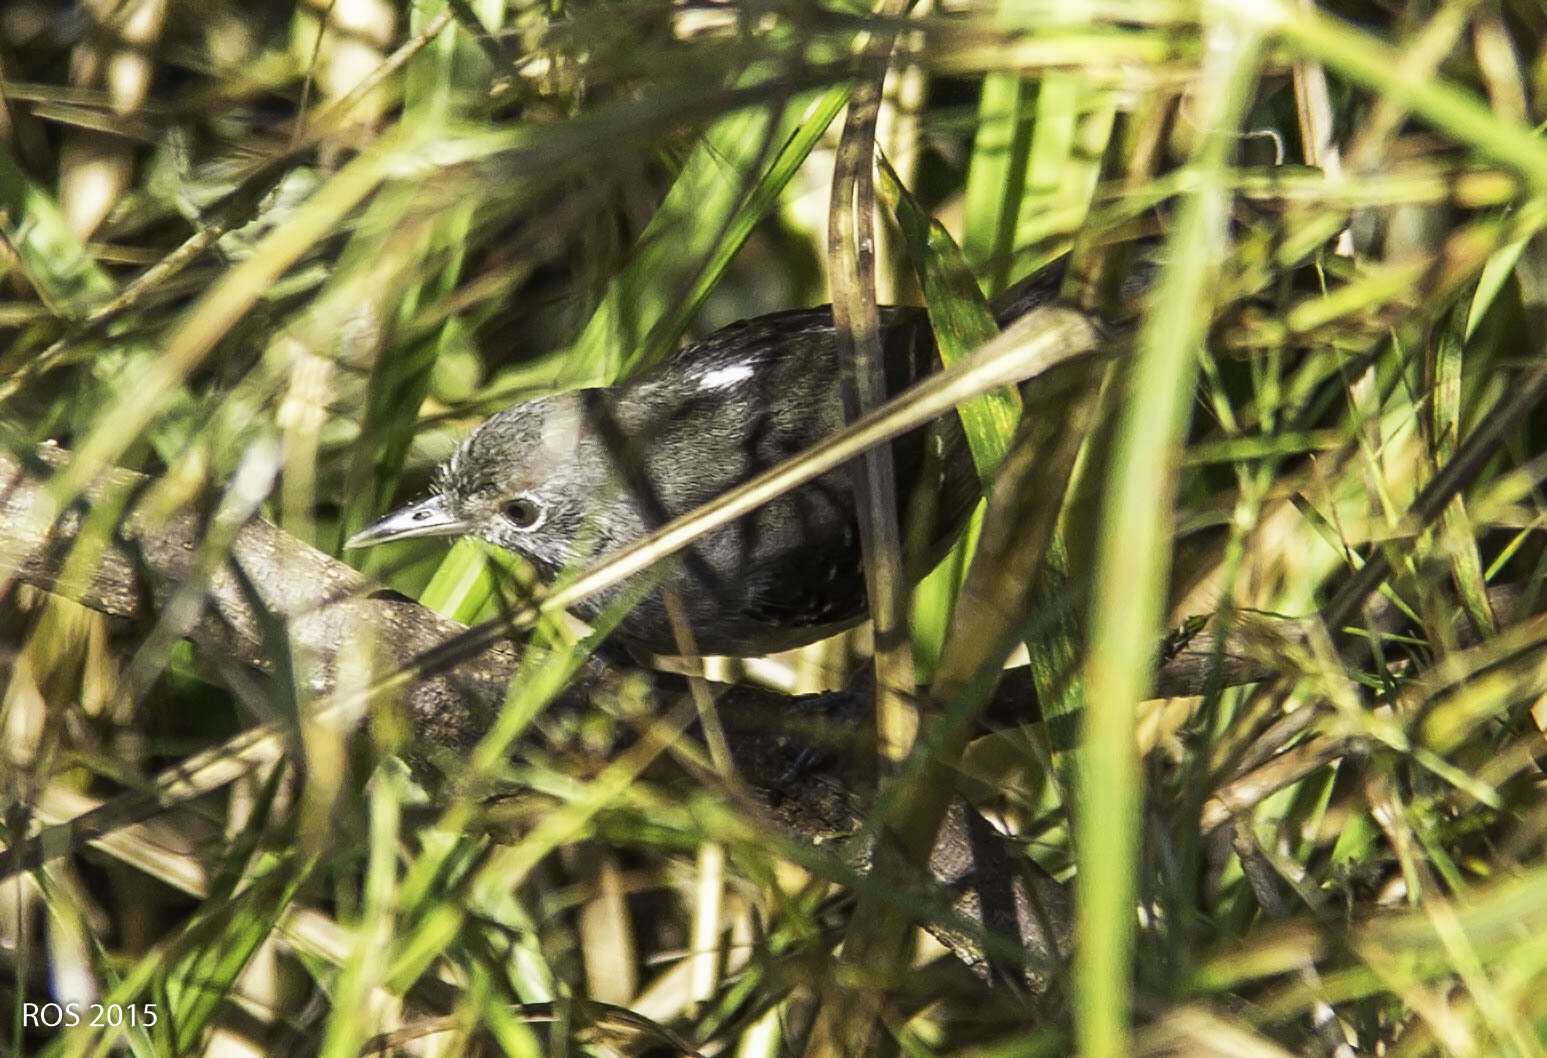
345,494,471,549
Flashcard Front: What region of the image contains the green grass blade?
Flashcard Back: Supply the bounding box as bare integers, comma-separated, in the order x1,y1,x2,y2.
561,79,849,388
1075,20,1265,1057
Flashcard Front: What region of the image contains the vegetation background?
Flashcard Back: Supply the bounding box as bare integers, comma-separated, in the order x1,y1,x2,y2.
5,0,1547,1054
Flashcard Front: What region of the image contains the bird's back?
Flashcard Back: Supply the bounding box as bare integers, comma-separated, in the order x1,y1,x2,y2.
593,299,986,654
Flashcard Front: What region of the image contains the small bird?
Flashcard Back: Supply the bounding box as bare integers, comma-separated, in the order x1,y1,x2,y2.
348,261,1078,656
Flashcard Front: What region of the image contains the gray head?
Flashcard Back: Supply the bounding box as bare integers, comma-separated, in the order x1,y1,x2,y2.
346,391,634,578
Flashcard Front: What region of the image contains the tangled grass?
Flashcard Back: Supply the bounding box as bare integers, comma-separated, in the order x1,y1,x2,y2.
6,0,1547,1054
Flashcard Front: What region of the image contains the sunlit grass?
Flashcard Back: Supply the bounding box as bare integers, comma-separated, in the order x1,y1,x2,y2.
5,0,1547,1055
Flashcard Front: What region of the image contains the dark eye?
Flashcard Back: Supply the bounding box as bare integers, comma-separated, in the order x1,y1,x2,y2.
502,496,543,530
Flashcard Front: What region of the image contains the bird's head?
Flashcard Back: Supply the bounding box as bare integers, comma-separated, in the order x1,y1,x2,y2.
346,391,616,577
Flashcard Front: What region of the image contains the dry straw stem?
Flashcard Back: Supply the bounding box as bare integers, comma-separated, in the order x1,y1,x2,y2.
828,77,917,777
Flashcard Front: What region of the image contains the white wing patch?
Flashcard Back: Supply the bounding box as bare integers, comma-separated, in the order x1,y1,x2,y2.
696,363,755,391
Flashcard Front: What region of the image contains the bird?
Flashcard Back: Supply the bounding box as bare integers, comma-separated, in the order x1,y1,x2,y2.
347,258,1095,656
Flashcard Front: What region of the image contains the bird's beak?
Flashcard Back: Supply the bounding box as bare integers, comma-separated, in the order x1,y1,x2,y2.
345,494,471,549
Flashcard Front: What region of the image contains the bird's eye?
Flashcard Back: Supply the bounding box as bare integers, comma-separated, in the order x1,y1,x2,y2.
502,496,544,530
